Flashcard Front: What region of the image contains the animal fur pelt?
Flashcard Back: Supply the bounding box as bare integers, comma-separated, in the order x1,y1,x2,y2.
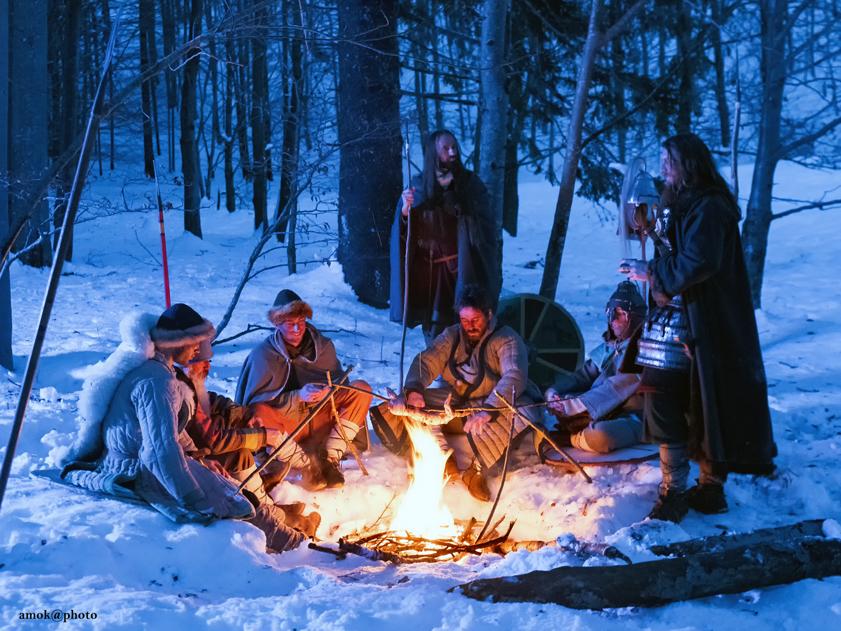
62,311,158,465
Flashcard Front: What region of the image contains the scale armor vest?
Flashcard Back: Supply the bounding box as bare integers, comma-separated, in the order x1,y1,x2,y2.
636,206,690,372
636,295,690,372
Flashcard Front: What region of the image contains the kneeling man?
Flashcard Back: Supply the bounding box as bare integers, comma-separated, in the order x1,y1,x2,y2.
235,290,372,490
544,281,646,453
371,284,542,501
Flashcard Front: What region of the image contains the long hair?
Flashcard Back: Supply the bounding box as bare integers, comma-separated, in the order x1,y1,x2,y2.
422,129,464,199
662,133,738,213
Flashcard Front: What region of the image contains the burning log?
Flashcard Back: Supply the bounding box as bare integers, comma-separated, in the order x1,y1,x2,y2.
338,522,516,564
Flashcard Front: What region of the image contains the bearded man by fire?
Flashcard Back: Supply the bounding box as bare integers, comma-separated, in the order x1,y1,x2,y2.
371,283,543,501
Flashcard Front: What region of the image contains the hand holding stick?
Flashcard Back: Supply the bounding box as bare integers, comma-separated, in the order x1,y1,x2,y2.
493,389,592,484
327,371,368,476
236,368,353,493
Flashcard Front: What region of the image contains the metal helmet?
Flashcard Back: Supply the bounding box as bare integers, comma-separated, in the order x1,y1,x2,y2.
605,280,647,341
618,157,659,239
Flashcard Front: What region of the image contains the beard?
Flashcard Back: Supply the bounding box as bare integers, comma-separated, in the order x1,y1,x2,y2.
189,370,212,416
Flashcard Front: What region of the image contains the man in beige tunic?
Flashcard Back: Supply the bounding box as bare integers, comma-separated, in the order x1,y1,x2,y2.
372,284,542,501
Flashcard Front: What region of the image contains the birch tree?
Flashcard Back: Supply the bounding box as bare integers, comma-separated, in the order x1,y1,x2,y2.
741,0,841,307
539,0,645,299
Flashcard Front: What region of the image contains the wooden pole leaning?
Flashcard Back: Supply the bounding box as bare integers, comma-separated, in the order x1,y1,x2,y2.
474,388,517,544
493,389,593,484
236,368,353,493
0,21,121,514
398,121,413,392
327,371,368,476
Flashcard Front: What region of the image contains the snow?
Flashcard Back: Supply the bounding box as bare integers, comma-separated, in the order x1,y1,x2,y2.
2,160,841,629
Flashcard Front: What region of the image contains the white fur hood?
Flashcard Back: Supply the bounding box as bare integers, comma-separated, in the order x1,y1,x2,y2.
63,311,158,465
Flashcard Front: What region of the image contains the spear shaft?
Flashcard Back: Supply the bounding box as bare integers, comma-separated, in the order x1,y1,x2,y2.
0,19,121,513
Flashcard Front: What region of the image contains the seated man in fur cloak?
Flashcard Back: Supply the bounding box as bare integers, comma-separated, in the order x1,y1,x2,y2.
370,284,543,502
235,289,373,490
543,281,646,454
62,304,308,553
176,340,321,538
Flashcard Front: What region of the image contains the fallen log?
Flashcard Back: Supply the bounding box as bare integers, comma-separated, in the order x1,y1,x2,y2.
459,524,841,609
648,519,826,558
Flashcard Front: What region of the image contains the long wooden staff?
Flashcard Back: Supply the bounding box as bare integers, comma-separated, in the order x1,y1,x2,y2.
494,389,592,484
398,121,413,392
0,20,121,513
152,159,171,307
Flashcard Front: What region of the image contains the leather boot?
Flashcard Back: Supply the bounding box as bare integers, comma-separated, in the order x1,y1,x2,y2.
647,490,689,523
321,455,345,489
277,501,306,515
283,510,322,539
686,483,728,514
462,465,491,502
300,461,328,492
249,503,305,553
444,455,460,480
259,459,292,494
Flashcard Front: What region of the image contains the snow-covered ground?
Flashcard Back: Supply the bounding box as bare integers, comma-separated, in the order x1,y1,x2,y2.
1,161,840,629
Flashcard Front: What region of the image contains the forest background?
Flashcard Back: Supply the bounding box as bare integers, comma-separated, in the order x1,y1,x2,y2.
1,0,840,371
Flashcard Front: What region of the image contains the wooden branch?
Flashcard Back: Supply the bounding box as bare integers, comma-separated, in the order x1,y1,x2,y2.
459,528,841,609
211,323,272,345
777,114,841,160
772,197,841,220
604,0,647,42
399,89,477,106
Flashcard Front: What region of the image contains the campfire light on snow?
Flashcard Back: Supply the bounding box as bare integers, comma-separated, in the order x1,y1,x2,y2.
389,422,459,539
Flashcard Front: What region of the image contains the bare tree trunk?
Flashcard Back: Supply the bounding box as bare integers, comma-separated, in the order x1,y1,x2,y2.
223,32,235,212
234,33,252,181
276,0,304,271
53,0,81,261
250,0,268,231
460,530,841,609
8,0,51,267
478,0,509,272
675,0,694,133
710,0,730,147
180,0,203,237
204,0,219,198
0,0,13,368
140,0,156,178
160,0,177,171
337,0,402,306
741,0,786,307
538,0,643,299
609,1,626,162
539,0,603,299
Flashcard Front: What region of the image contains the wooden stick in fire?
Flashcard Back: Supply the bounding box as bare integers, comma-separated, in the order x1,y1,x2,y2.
327,370,368,476
494,389,593,484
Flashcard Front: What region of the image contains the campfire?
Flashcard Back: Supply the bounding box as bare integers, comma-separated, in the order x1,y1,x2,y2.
335,420,513,564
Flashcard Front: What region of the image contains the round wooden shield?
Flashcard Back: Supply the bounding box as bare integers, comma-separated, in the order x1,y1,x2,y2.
496,293,584,391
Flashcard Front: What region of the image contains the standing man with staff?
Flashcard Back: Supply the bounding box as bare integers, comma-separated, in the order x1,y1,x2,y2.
390,129,500,346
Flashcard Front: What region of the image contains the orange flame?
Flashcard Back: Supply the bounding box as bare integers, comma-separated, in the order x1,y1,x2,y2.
389,422,458,539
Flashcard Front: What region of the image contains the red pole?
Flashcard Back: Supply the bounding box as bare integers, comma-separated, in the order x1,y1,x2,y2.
152,160,171,307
